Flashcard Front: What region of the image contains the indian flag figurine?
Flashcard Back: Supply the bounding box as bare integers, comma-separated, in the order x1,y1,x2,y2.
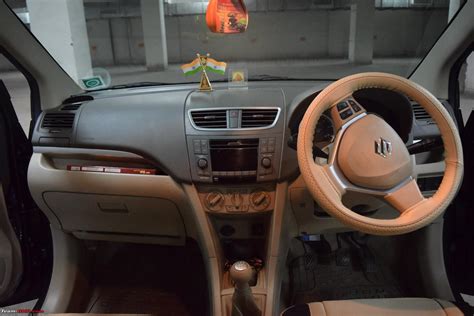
206,58,227,75
181,53,227,91
181,58,202,76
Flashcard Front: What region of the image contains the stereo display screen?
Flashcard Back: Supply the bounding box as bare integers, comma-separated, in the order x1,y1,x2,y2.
210,139,258,172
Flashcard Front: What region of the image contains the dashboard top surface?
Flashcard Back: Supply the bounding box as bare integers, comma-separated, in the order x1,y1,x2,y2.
31,80,445,183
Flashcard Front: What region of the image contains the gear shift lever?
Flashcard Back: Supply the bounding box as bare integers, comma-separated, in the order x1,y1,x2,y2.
230,261,261,316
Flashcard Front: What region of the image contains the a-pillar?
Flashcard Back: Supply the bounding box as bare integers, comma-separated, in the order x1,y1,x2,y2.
26,0,92,82
348,0,375,65
141,0,168,71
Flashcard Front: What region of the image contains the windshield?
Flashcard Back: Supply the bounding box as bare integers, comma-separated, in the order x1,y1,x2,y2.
5,0,464,89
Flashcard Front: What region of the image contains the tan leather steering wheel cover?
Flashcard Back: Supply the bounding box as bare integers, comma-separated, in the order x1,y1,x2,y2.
297,72,464,235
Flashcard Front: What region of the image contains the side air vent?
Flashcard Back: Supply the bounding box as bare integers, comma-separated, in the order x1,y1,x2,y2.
190,110,227,129
61,104,81,111
412,103,433,122
241,108,279,128
41,113,75,129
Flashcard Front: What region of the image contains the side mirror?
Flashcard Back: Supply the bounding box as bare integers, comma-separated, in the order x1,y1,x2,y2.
206,0,248,34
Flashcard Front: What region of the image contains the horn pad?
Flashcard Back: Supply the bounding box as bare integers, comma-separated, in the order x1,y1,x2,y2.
337,114,412,190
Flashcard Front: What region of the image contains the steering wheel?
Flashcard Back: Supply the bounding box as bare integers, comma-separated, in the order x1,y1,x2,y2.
297,72,464,235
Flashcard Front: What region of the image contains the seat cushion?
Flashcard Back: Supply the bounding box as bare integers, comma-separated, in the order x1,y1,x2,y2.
282,298,464,316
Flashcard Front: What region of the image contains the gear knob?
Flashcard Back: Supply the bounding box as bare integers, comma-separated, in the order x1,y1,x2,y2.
230,261,253,285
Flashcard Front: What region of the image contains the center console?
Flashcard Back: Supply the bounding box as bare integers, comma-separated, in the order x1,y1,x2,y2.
185,88,286,315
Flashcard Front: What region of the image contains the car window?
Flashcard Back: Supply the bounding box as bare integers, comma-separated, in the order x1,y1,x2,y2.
0,53,31,134
459,51,474,125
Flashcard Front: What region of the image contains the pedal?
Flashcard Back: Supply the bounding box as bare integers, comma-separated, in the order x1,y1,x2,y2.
335,247,352,267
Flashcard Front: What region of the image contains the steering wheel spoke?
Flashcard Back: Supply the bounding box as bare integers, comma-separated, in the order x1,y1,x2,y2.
384,178,426,214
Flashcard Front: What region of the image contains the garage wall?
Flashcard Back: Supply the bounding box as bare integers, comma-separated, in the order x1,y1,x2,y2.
85,8,448,66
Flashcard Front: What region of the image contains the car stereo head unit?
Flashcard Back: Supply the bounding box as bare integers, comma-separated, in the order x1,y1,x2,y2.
188,137,279,183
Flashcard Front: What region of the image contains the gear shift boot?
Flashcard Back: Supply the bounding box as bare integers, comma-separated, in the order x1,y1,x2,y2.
230,261,262,316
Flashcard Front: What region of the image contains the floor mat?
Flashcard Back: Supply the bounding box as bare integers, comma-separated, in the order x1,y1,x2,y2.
290,235,403,305
85,240,208,315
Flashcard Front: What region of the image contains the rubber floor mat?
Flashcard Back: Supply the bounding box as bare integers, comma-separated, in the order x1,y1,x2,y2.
86,241,208,315
290,239,403,305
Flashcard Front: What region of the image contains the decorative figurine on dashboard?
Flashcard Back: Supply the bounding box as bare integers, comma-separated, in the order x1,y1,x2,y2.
181,53,227,91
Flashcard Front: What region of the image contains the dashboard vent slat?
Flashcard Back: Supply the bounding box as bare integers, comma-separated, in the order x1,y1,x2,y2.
190,110,227,129
241,109,279,128
41,113,75,129
412,103,432,121
61,104,82,111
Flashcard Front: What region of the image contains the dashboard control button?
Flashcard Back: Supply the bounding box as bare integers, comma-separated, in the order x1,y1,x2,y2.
197,158,208,169
231,192,243,208
337,102,348,111
340,109,353,120
193,140,202,154
201,140,209,154
261,157,272,169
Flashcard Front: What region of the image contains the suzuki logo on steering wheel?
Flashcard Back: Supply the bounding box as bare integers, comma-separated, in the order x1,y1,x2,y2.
375,138,392,158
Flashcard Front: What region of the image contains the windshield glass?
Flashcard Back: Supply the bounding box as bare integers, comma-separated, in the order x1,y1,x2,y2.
5,0,464,89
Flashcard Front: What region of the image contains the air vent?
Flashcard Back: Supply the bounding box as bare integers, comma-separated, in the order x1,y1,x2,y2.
241,109,279,128
41,113,75,129
61,104,81,111
190,110,227,129
412,103,432,122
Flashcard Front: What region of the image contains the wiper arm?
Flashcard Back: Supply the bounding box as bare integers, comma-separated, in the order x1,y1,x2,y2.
107,81,173,90
249,74,292,81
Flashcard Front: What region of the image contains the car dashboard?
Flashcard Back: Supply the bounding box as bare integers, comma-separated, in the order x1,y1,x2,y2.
28,81,449,241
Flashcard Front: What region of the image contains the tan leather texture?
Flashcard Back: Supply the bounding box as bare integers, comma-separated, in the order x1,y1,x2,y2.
337,114,412,190
297,72,464,235
303,298,463,316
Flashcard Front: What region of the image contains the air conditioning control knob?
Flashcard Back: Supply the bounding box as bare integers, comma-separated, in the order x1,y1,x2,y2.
261,157,272,169
197,158,208,169
250,191,271,211
205,191,224,211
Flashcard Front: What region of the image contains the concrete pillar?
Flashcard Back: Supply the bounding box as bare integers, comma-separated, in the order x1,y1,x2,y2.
141,0,168,70
26,0,92,82
464,54,474,95
348,0,375,65
448,0,461,22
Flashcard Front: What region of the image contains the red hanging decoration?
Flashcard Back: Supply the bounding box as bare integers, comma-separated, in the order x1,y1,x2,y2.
206,0,248,34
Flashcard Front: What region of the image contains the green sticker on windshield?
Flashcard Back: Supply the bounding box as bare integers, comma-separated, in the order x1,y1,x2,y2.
81,76,105,90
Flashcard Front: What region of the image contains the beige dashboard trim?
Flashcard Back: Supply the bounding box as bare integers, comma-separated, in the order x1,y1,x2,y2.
27,153,194,241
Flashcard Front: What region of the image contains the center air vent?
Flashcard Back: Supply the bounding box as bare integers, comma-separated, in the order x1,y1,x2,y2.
41,113,75,129
412,103,432,122
241,108,279,128
190,110,227,129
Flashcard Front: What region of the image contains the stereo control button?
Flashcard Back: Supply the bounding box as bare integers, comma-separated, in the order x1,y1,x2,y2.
197,158,208,169
193,140,202,154
261,157,272,168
